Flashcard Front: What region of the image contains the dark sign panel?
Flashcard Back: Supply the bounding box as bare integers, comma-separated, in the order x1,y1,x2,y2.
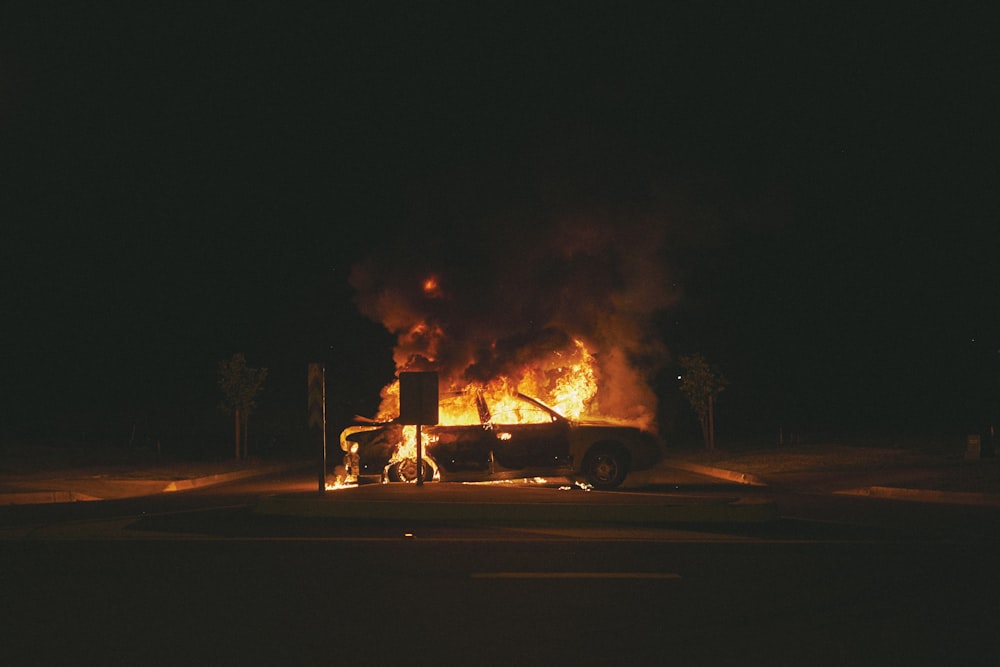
398,372,439,425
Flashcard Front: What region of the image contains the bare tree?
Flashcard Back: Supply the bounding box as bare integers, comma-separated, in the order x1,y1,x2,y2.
678,353,727,451
218,353,268,461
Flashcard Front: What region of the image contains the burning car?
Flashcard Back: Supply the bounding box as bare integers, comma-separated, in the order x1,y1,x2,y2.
339,391,662,489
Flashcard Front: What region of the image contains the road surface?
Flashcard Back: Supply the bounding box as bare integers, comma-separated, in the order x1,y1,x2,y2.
2,468,998,666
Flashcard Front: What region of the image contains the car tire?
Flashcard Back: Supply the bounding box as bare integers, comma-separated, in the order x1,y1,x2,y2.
583,444,629,489
387,459,435,483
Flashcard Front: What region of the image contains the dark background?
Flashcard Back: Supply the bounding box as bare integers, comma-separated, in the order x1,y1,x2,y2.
1,3,996,456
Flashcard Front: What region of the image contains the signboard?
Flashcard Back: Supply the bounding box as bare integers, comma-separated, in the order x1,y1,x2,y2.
398,371,439,425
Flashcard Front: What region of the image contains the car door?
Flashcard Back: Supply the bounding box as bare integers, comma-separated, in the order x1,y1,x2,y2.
490,419,572,471
427,423,495,473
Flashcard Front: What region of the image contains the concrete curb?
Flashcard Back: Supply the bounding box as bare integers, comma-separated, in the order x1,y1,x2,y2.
836,486,1000,506
160,464,304,492
661,460,768,486
666,461,1000,507
0,462,307,505
0,491,103,505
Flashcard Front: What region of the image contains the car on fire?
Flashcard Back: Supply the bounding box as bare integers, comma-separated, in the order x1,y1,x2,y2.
339,392,663,489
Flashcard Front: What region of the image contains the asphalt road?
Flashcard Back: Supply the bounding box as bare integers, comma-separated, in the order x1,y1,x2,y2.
4,534,997,667
2,469,999,666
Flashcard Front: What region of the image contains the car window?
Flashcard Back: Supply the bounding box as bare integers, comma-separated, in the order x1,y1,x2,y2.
489,405,554,425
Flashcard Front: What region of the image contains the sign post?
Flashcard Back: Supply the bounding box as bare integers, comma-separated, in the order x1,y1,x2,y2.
308,363,327,493
398,372,439,486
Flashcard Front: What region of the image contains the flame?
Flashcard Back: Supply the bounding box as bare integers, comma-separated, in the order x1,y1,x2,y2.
364,338,624,479
325,478,357,491
386,426,440,481
327,441,360,489
375,338,600,426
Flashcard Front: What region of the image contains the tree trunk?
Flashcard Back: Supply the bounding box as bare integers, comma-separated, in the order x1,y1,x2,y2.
234,408,241,461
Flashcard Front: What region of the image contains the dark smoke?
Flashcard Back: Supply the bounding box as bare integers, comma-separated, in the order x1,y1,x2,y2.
348,131,684,430
349,212,677,427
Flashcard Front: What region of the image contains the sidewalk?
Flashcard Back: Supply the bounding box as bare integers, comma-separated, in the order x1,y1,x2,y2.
0,459,309,505
660,440,1000,506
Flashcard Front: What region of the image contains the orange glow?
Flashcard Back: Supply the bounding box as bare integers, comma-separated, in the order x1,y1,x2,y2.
422,275,442,297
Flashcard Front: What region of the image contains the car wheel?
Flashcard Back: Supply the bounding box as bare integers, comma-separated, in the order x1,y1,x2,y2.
583,445,629,489
387,459,435,483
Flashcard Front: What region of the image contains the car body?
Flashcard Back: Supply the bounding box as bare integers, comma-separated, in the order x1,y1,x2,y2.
339,392,663,489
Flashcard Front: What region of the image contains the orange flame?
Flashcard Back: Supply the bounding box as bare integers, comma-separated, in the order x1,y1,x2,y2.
376,338,600,426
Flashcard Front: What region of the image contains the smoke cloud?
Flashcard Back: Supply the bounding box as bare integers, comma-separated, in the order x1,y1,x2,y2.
348,136,682,431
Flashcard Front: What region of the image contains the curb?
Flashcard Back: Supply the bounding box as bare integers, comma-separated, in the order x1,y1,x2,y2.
0,462,308,505
837,486,1000,507
660,460,768,486
160,464,305,492
0,490,103,505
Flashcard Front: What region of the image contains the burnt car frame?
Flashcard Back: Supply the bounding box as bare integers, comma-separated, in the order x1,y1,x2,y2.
339,392,663,489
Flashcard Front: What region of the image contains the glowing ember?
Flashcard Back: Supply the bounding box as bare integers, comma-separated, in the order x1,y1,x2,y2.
463,477,550,486
558,482,593,491
421,275,442,297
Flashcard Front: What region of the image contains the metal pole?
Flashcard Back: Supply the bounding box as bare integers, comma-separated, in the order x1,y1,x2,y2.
416,423,423,486
319,365,327,494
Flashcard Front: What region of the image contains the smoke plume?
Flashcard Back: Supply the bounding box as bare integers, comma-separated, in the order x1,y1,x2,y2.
348,138,681,431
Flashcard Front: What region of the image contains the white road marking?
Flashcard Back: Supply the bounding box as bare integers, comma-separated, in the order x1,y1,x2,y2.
470,571,682,579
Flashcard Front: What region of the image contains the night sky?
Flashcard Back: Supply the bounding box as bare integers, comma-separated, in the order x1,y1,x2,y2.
2,3,996,454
